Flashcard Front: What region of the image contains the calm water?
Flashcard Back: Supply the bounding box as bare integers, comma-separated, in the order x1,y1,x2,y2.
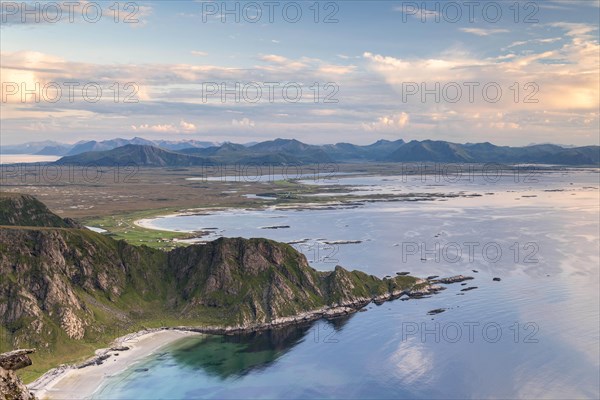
95,170,600,399
0,154,60,164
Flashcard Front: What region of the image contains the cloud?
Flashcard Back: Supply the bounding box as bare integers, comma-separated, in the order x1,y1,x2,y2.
131,123,177,133
363,113,409,131
179,120,197,132
361,23,599,143
310,109,338,116
260,54,290,64
232,117,255,128
459,28,510,36
190,51,208,57
549,22,598,41
259,54,308,70
130,120,196,133
1,19,597,147
1,50,356,108
318,64,355,75
259,54,355,76
363,22,599,112
504,38,562,50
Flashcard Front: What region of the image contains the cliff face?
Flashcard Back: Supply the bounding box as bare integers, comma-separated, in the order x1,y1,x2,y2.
169,237,326,325
0,193,79,228
0,227,168,350
0,194,425,370
0,350,37,400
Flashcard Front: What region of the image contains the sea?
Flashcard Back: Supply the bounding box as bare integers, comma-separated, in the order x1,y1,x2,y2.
94,168,600,399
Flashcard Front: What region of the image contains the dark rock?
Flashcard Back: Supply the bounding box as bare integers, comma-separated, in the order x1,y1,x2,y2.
396,272,410,276
426,275,439,280
492,277,501,282
432,275,474,284
0,349,35,371
77,354,110,369
460,286,478,292
110,346,130,352
427,308,446,315
0,349,37,400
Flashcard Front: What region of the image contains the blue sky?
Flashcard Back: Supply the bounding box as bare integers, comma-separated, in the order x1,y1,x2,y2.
1,0,599,145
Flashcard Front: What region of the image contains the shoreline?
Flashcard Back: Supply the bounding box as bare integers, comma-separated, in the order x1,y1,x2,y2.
27,278,451,399
29,329,201,400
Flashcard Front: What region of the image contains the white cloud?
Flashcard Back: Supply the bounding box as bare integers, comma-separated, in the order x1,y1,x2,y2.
363,22,599,113
361,23,599,143
260,54,290,64
259,54,307,70
130,120,196,133
363,113,409,131
1,20,597,146
318,64,355,75
310,109,338,116
232,118,255,128
179,120,197,132
459,28,510,36
504,38,562,50
131,124,177,133
190,51,208,56
550,22,598,41
259,54,354,76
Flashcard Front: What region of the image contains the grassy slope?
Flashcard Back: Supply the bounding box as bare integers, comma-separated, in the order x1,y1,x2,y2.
0,193,73,228
82,208,191,250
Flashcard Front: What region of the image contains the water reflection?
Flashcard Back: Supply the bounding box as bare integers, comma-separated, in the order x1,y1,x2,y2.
169,319,352,379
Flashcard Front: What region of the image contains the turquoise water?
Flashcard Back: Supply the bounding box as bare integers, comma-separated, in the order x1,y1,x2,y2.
95,170,600,399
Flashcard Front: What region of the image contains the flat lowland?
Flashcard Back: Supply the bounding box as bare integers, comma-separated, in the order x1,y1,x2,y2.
0,163,555,248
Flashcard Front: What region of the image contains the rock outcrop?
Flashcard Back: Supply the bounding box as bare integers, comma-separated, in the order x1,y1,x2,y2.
0,349,37,400
430,275,474,284
0,193,79,228
0,194,441,369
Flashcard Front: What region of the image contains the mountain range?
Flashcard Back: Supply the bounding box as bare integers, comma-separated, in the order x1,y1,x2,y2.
49,138,600,166
1,137,220,156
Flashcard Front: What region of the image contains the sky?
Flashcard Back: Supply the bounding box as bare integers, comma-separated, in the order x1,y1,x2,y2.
1,0,599,146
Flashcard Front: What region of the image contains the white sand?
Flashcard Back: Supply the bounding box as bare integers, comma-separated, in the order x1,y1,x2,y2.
133,217,164,230
133,216,181,232
30,330,201,400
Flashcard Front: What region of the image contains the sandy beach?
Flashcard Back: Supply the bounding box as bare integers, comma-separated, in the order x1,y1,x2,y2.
29,330,201,400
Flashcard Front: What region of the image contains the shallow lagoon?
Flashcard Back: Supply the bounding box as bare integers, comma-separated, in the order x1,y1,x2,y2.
96,170,600,399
